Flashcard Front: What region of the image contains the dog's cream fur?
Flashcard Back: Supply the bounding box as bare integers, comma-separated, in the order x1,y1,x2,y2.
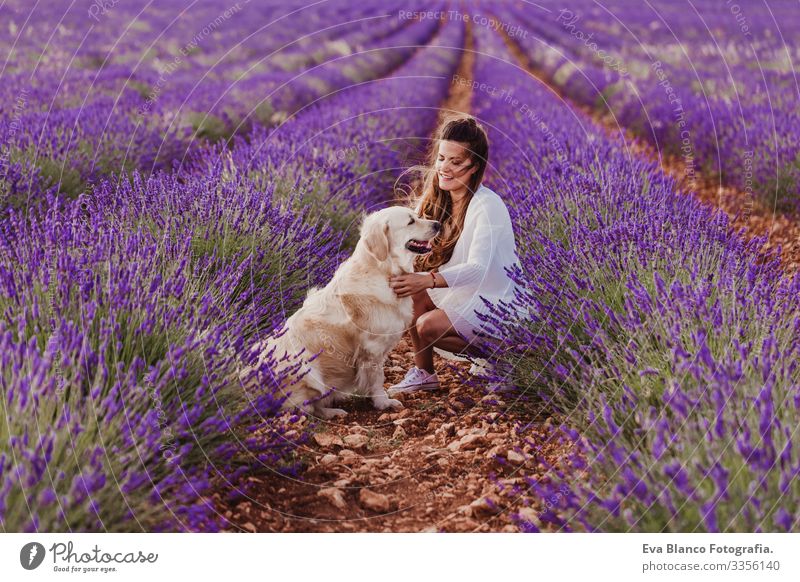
248,207,440,419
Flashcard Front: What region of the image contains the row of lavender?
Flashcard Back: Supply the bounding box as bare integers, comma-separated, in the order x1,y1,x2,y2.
492,0,800,212
0,10,464,530
468,23,800,532
0,0,440,210
187,14,466,245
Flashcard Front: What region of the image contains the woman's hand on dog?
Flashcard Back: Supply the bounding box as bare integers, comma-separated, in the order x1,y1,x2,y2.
389,273,433,297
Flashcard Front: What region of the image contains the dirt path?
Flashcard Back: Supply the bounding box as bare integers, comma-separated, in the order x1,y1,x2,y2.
497,27,800,277
218,337,567,532
438,17,474,119
212,19,570,533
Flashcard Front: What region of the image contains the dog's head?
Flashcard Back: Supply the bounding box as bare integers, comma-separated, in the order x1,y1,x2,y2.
358,207,441,271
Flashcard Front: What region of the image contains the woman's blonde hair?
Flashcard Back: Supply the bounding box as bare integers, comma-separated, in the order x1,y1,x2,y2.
411,115,489,271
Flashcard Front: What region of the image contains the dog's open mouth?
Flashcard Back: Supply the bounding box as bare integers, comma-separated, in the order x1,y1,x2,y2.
405,239,432,254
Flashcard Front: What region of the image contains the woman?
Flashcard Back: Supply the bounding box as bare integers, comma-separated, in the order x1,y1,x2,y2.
388,115,521,395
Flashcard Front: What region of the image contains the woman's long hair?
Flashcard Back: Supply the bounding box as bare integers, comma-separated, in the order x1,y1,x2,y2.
410,115,489,271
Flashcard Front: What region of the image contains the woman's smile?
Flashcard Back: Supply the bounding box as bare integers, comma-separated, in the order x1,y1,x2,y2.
435,139,478,193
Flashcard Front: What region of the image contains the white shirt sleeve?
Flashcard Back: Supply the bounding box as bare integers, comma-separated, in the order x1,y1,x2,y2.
436,199,500,288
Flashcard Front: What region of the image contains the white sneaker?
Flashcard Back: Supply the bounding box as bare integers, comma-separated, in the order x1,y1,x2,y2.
387,366,440,396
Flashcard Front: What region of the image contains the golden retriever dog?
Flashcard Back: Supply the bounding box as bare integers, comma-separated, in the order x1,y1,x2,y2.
247,206,441,419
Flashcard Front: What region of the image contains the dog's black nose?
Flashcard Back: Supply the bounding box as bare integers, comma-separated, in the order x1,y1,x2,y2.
432,221,442,233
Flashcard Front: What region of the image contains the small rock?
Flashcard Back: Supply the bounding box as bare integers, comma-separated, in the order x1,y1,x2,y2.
314,433,344,448
358,489,392,512
343,433,369,450
451,516,480,532
393,425,406,439
507,450,525,464
242,522,257,533
455,433,486,451
338,449,362,466
318,487,347,510
333,478,351,487
469,496,501,518
319,453,338,466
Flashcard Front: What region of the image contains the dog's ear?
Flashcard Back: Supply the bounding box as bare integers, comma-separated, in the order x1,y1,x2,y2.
363,219,390,262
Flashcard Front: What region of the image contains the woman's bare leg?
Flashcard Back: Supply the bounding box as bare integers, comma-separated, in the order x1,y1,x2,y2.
430,331,486,358
416,309,487,365
409,290,438,373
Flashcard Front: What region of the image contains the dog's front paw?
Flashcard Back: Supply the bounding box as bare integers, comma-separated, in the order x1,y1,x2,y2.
374,397,403,411
316,407,348,419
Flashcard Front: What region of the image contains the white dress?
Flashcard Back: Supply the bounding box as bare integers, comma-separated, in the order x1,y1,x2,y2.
414,184,523,354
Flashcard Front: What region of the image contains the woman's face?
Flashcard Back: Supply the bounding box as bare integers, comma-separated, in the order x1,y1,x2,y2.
435,140,478,193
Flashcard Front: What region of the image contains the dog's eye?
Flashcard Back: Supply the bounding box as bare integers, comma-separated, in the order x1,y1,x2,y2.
408,217,414,225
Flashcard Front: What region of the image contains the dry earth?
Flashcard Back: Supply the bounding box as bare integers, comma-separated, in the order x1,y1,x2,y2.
216,337,568,532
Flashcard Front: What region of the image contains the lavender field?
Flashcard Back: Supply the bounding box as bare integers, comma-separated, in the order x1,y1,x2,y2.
1,0,798,533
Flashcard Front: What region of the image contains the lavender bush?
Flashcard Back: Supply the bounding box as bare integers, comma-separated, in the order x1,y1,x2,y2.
0,2,467,531
0,164,346,531
468,22,800,532
186,16,465,244
0,0,440,206
494,0,800,211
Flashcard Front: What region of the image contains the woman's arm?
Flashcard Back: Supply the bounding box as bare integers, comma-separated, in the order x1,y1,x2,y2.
436,199,505,288
391,197,511,297
389,270,443,297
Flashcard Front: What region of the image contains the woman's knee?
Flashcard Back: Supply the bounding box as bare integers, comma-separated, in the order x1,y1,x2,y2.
415,311,447,343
